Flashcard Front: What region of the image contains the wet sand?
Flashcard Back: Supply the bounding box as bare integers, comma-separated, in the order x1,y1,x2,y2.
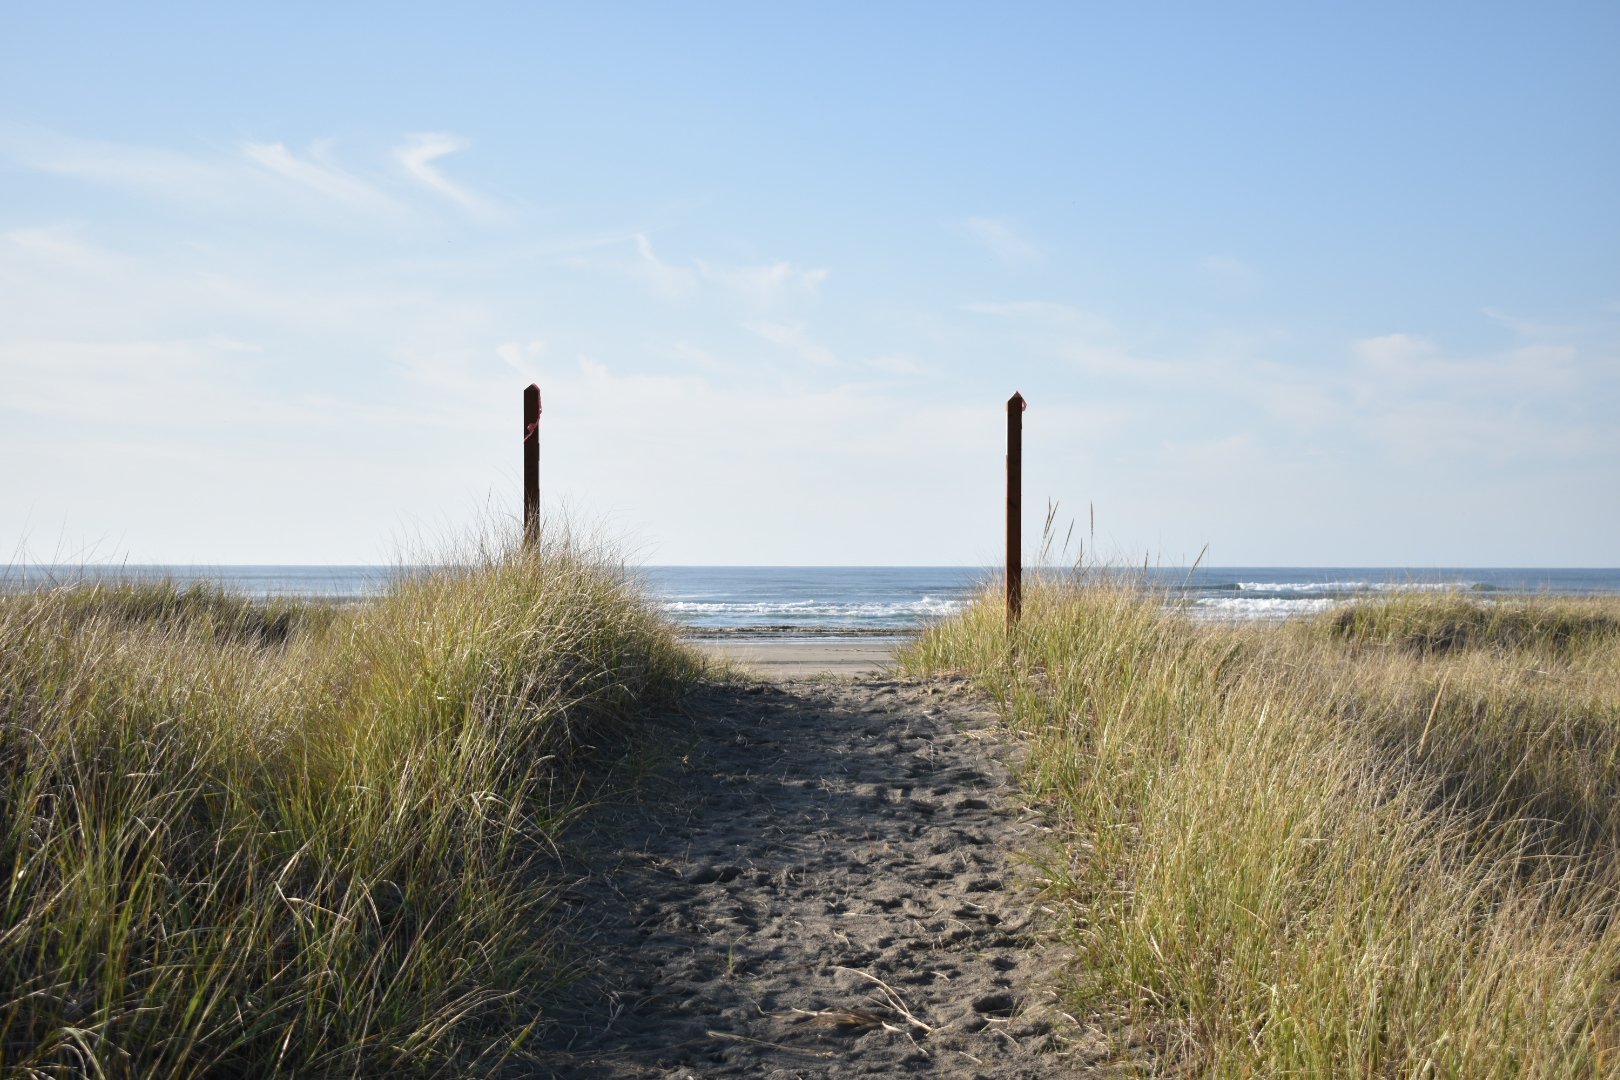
687,638,901,678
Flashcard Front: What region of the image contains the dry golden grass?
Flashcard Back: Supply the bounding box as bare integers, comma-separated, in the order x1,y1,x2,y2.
902,580,1620,1077
0,540,703,1077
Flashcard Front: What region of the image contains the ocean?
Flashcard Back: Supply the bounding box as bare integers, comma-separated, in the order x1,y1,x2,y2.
5,564,1619,638
639,566,1620,635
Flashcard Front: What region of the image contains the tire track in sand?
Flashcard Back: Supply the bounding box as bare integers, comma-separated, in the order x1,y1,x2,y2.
539,675,1115,1078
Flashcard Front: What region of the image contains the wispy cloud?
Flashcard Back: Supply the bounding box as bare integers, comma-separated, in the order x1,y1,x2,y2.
494,339,546,382
961,216,1041,265
2,123,499,225
394,132,496,216
966,300,1113,333
618,237,827,305
243,140,401,213
0,123,244,208
1481,306,1585,341
632,233,698,298
667,340,730,372
4,224,133,275
1352,332,1579,397
744,320,839,367
0,336,267,429
0,223,497,367
1351,332,1439,376
867,353,936,377
695,259,828,302
966,298,1181,378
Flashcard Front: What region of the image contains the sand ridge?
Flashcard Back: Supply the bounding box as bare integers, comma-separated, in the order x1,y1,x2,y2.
538,675,1115,1077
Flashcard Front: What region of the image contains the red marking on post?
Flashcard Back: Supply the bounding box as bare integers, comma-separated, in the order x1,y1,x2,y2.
524,388,543,441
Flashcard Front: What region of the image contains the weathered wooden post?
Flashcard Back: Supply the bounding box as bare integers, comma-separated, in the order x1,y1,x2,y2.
1006,391,1025,630
523,383,541,549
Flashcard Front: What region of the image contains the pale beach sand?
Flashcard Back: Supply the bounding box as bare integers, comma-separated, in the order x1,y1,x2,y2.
686,637,899,677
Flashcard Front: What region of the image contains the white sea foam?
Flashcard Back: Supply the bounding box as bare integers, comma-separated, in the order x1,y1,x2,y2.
662,597,968,620
1192,597,1338,621
1234,580,1475,595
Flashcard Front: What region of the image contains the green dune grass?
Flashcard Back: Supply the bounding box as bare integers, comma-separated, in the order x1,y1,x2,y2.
0,542,703,1077
902,582,1620,1077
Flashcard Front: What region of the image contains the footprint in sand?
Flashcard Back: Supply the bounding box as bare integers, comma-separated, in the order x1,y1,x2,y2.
537,674,1108,1077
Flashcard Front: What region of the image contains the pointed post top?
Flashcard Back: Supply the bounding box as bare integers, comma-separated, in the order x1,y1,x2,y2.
1009,391,1026,411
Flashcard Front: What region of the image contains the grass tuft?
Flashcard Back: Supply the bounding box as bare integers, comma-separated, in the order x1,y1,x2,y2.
0,539,703,1077
901,579,1620,1076
1320,591,1620,658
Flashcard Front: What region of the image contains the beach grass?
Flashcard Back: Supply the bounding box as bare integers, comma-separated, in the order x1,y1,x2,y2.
901,579,1620,1076
0,539,703,1077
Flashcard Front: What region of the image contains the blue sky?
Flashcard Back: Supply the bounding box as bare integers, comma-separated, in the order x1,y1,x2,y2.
3,2,1616,566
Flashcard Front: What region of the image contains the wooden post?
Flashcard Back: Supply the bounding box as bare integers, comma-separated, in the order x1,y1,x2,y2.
1006,391,1025,630
523,383,541,549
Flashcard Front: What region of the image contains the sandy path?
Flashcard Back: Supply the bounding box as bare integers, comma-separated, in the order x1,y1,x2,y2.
538,676,1111,1077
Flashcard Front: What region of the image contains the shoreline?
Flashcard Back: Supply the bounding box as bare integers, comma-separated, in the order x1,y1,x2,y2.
684,635,901,677
676,623,911,640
